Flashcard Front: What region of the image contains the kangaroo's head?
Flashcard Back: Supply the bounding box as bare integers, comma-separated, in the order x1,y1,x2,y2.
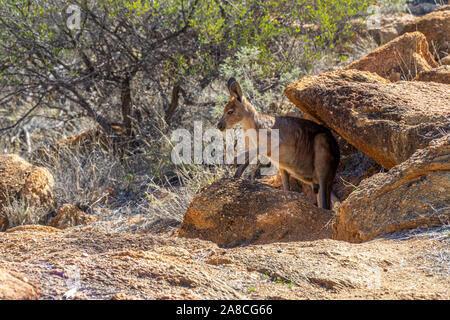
217,78,245,131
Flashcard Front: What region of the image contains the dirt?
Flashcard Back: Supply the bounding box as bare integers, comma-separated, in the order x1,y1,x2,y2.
0,224,448,300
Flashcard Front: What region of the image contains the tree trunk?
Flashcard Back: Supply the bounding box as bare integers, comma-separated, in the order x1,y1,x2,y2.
165,83,181,122
121,75,132,137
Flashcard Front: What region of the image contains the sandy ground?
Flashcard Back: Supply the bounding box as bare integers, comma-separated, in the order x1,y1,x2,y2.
0,224,448,300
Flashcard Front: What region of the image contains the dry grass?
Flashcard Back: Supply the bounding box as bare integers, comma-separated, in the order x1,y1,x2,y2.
27,135,234,233
0,195,49,228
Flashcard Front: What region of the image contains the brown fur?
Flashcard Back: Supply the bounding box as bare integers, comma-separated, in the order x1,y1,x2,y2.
217,79,340,209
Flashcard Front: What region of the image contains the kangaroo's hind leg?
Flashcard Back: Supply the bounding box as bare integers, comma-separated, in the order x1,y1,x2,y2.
313,133,335,210
280,168,290,191
312,183,319,206
250,161,262,182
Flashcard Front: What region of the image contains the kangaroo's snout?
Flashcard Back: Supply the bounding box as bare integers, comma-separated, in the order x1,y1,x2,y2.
217,120,226,131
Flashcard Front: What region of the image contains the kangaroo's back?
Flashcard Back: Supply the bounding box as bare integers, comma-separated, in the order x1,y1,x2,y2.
274,116,339,166
273,116,340,209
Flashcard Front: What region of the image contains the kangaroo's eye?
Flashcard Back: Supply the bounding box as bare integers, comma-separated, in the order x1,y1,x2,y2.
227,109,234,115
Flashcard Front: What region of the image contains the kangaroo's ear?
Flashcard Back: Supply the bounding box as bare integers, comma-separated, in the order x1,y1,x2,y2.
227,78,243,102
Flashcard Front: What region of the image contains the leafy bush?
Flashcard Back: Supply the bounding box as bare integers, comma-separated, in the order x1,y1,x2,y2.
0,0,377,147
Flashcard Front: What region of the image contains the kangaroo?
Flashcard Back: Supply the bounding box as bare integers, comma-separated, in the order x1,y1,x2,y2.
217,78,340,210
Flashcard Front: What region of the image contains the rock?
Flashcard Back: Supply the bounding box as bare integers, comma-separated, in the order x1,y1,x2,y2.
268,101,302,117
400,7,450,59
368,14,416,45
345,32,438,81
179,178,334,247
441,55,450,65
0,268,40,299
435,4,450,12
0,154,54,230
414,65,450,84
407,2,438,16
378,25,400,45
333,135,450,243
261,174,303,192
284,69,450,169
49,204,98,229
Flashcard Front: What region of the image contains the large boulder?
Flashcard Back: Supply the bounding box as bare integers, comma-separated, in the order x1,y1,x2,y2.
284,69,450,169
414,65,450,84
399,5,450,59
333,135,450,243
179,178,334,247
344,32,438,81
0,268,40,299
0,154,54,230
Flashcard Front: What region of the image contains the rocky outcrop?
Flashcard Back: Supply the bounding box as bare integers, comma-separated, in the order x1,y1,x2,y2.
0,268,40,299
400,6,450,59
414,65,450,84
333,135,450,243
345,32,438,81
49,204,98,229
284,69,450,169
179,178,334,247
0,154,54,230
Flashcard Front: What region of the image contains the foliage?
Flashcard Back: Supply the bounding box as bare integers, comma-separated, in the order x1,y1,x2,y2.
0,0,376,149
